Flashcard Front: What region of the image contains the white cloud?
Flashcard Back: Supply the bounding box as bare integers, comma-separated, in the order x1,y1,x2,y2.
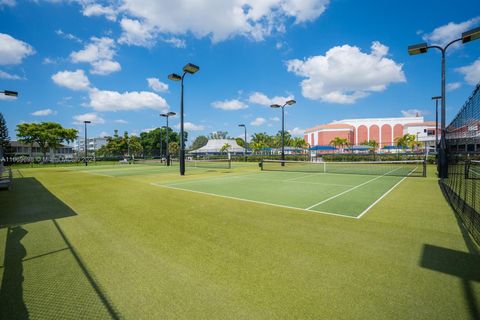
248,92,294,106
82,4,117,21
147,77,169,92
116,0,329,46
250,117,266,126
163,37,186,48
70,37,121,75
211,99,248,110
423,17,480,47
0,70,22,80
142,128,156,133
52,69,91,91
401,109,423,117
447,82,462,91
73,113,106,125
0,0,15,7
270,116,280,122
55,29,82,43
88,88,168,112
288,127,305,136
118,18,156,47
31,109,56,116
0,94,16,101
456,59,480,85
287,41,405,104
42,57,60,65
99,131,110,137
175,122,205,131
114,119,128,124
0,33,35,65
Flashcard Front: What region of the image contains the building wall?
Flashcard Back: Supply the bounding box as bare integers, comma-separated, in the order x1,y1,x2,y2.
305,116,429,147
317,130,353,145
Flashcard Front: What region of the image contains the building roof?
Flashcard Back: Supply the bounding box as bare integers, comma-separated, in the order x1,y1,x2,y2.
9,140,72,148
305,123,354,133
190,139,244,153
404,121,437,127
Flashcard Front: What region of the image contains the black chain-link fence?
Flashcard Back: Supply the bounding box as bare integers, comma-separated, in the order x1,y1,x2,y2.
441,82,480,245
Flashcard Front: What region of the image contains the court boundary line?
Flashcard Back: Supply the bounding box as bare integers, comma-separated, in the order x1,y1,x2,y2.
355,176,408,219
150,182,358,219
356,167,416,219
304,167,402,210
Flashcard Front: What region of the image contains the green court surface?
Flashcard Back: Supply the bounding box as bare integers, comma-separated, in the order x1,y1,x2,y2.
1,163,479,319
151,171,407,218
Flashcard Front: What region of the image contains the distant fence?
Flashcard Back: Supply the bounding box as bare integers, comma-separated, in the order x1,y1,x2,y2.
441,82,480,245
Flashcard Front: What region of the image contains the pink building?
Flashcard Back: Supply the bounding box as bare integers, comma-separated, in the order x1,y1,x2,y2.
304,116,438,148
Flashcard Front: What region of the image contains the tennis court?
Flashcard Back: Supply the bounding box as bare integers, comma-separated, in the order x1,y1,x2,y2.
148,159,425,218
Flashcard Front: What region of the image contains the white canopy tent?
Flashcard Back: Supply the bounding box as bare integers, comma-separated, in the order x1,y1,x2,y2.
190,139,244,154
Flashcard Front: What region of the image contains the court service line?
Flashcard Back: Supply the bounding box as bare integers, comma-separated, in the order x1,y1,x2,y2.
355,176,408,219
150,182,357,219
162,172,263,187
304,167,401,210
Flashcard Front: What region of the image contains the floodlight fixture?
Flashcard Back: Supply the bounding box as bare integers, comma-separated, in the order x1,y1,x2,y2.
183,63,199,74
270,104,281,108
1,90,18,97
168,73,182,81
462,26,480,44
285,99,296,106
408,43,428,55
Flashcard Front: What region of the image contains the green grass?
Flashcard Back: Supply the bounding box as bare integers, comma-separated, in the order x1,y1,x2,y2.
0,164,479,319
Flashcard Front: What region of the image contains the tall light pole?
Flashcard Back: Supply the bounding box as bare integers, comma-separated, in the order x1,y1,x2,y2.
238,124,247,161
168,63,199,175
160,112,176,166
270,99,296,164
432,96,442,153
408,26,480,179
83,121,91,166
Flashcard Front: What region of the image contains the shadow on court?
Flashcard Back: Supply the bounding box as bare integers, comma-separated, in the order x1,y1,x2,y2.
0,177,120,319
0,177,77,228
420,199,480,320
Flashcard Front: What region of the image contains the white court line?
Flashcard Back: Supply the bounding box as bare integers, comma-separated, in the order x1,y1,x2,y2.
356,167,417,219
163,172,261,187
304,167,401,210
239,175,355,187
150,182,357,219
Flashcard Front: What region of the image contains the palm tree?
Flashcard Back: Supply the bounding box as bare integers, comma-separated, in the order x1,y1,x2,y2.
330,137,348,152
220,143,231,154
395,134,419,151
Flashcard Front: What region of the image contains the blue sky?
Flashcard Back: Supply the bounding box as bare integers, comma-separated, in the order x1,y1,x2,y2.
0,0,479,144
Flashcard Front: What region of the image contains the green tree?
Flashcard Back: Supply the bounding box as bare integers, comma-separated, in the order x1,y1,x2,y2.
191,135,208,150
220,143,231,154
169,141,179,157
251,132,274,148
0,113,10,161
395,134,420,151
16,122,77,161
274,130,292,148
329,137,348,150
235,137,245,148
362,140,379,150
210,131,228,139
291,137,308,149
128,136,143,157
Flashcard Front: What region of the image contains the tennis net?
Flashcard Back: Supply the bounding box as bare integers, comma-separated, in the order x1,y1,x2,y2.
260,159,426,177
186,159,231,169
133,159,174,166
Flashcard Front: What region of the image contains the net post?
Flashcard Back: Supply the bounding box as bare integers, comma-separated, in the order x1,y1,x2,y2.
259,160,264,171
423,159,427,177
